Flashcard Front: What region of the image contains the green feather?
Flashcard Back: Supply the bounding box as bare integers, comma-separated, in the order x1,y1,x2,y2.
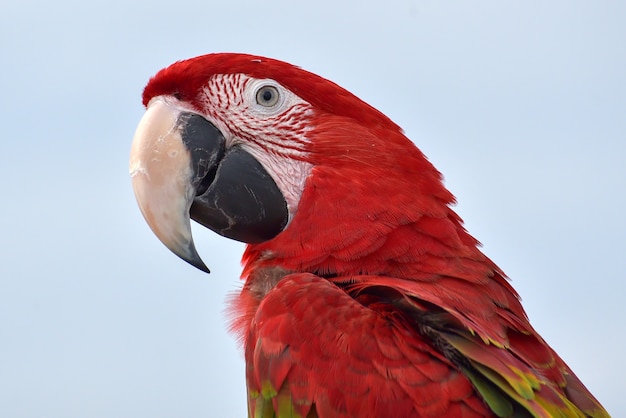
464,367,515,417
253,395,276,418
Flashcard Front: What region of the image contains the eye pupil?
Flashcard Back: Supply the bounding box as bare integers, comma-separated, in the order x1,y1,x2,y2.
256,85,280,107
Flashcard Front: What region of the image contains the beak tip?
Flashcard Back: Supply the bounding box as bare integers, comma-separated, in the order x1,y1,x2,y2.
170,241,211,274
189,257,211,274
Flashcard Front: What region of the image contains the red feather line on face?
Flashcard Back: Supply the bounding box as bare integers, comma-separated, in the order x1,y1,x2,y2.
142,53,400,133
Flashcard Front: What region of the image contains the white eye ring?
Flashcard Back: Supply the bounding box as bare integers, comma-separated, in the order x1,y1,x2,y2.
255,85,280,107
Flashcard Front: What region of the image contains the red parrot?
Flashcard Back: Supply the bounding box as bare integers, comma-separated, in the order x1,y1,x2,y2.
129,53,608,417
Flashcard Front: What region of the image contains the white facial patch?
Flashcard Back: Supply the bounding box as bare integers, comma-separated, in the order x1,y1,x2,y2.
198,74,315,223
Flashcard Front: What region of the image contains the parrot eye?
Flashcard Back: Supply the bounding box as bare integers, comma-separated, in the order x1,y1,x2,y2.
255,85,280,107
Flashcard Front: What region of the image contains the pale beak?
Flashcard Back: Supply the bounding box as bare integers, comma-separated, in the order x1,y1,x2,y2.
129,98,218,273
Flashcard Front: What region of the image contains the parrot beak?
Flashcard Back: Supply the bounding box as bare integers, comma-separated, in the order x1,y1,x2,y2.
130,96,289,274
129,98,222,273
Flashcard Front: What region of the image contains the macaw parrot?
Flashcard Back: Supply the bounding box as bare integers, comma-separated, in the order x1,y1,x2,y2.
129,53,608,417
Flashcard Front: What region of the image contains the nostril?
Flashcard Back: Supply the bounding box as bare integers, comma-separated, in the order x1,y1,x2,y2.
194,159,217,196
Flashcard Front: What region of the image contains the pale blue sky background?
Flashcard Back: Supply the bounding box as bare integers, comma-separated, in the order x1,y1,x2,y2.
1,1,624,416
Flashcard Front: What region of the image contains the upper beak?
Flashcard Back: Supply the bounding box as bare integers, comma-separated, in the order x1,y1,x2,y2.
129,98,223,273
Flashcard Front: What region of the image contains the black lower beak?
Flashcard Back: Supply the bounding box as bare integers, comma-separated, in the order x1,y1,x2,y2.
191,146,289,243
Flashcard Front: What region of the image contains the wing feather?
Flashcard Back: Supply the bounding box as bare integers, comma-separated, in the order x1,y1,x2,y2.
243,273,608,417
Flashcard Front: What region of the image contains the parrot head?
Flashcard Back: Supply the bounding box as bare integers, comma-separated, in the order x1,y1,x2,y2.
130,53,457,277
